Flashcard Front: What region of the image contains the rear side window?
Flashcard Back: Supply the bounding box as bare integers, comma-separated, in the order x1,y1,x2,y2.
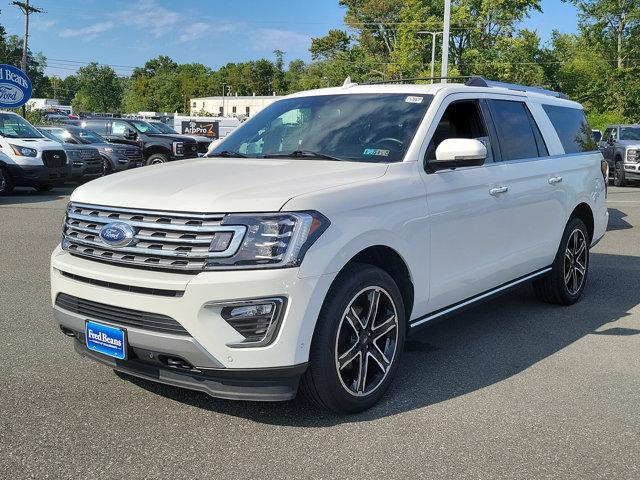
542,105,597,153
488,100,547,161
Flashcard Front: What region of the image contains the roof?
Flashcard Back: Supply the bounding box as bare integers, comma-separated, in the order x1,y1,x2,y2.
191,95,282,101
283,78,583,109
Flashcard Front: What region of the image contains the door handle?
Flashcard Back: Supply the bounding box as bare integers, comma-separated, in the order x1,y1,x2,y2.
548,176,563,185
489,186,508,196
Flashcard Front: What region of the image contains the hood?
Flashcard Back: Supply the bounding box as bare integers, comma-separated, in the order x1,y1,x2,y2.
616,140,640,148
71,158,388,212
4,137,63,150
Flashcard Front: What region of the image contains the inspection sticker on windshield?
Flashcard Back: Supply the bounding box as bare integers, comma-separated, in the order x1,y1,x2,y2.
405,96,424,104
363,148,390,157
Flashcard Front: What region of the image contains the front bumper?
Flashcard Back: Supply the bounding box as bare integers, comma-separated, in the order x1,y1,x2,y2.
71,161,103,182
51,248,335,397
7,164,70,187
623,163,640,180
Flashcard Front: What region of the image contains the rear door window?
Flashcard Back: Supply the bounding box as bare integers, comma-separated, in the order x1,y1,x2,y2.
542,104,597,153
488,100,547,161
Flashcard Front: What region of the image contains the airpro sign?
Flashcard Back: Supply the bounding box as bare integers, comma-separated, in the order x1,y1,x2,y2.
0,64,32,109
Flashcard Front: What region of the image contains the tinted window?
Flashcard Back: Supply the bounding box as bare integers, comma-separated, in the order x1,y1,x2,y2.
619,127,640,141
489,100,544,161
426,100,495,163
213,94,432,163
542,104,597,153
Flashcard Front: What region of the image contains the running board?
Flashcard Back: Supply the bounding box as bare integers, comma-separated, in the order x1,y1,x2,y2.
410,267,552,330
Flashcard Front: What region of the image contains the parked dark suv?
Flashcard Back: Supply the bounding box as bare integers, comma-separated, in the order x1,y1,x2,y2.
38,127,103,183
81,118,199,165
39,125,142,174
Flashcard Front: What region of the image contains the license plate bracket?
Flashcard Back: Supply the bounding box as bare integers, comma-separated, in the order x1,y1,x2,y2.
85,321,127,360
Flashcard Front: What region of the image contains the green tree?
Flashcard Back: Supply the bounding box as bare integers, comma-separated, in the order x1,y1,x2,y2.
72,63,123,112
310,29,351,60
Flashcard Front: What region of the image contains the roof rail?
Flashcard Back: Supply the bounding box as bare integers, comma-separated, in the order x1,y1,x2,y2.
466,76,569,99
363,76,473,85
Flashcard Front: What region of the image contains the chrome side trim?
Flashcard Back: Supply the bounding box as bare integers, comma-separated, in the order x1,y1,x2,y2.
410,267,552,328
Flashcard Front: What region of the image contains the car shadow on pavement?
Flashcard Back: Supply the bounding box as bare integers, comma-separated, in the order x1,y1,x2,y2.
0,186,75,205
120,252,640,425
607,208,633,231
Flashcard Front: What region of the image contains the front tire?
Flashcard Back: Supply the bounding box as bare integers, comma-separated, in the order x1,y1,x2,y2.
145,153,168,166
102,156,113,175
0,167,14,196
301,263,406,413
613,160,626,187
533,217,589,305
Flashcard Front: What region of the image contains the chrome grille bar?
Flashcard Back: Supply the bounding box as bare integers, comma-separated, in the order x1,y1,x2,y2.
63,202,246,271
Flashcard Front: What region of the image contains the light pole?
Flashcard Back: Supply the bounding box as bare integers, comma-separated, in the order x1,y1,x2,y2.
417,31,443,83
441,0,451,83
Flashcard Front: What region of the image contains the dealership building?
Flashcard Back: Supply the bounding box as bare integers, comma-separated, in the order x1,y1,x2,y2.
190,94,282,117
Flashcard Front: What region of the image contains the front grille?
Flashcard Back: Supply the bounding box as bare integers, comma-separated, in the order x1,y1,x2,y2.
80,149,100,161
185,143,199,157
62,202,245,271
42,150,67,168
55,293,189,335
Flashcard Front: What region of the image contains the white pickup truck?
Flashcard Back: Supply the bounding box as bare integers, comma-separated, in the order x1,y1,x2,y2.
50,77,608,413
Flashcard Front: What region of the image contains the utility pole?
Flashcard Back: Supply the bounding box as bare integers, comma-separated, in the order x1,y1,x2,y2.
417,31,443,83
440,0,451,83
12,0,44,115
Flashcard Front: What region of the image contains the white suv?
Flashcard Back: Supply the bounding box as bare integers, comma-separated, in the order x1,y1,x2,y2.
50,77,608,413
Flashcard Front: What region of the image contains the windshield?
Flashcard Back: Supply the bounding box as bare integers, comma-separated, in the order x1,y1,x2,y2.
211,93,433,163
152,122,178,134
0,113,44,139
131,120,161,134
74,128,106,144
619,127,640,140
39,129,64,143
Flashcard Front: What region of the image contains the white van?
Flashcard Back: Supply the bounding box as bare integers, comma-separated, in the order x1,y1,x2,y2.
0,111,70,195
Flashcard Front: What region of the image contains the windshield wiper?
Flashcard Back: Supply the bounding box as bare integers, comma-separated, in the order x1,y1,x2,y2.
262,150,345,161
208,150,247,158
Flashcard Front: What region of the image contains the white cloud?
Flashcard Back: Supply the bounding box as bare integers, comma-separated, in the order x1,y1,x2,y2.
59,21,114,39
119,0,179,38
178,23,210,43
250,29,311,52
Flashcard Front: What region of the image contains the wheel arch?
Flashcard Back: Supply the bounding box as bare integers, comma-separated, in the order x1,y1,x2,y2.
569,202,594,243
143,144,171,159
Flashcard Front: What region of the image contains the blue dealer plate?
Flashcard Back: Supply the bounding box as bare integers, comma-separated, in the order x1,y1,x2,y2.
85,321,126,360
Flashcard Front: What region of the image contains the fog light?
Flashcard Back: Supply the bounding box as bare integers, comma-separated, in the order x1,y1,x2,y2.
206,297,286,347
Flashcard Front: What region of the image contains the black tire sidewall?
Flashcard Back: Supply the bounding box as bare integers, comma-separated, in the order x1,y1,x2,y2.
551,217,590,304
0,167,13,196
306,263,406,413
614,161,625,187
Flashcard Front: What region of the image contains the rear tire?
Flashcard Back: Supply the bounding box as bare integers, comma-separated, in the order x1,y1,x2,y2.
145,153,168,166
0,167,14,196
533,217,589,305
300,263,406,413
613,160,626,187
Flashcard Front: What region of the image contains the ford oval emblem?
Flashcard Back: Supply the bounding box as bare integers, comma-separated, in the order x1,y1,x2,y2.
99,222,135,247
0,64,32,108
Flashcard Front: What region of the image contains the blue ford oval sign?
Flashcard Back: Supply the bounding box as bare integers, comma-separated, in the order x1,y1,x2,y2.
99,222,135,248
0,64,32,109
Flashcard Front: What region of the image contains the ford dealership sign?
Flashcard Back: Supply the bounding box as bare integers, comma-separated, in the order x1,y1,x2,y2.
0,64,32,109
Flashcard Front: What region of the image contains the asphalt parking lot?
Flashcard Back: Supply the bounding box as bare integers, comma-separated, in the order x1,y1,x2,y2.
1,185,639,480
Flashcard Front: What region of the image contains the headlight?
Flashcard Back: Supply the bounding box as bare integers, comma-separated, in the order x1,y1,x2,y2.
173,141,184,156
9,144,37,157
627,149,638,163
205,211,330,270
103,147,113,153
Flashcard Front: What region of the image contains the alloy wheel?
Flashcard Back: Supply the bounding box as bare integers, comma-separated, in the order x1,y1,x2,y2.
334,286,399,397
563,228,587,295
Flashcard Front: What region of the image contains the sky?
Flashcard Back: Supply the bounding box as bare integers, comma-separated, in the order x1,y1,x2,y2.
0,0,579,78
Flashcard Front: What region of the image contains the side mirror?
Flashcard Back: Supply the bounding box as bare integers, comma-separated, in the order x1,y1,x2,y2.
124,129,137,140
608,137,615,145
428,138,487,173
